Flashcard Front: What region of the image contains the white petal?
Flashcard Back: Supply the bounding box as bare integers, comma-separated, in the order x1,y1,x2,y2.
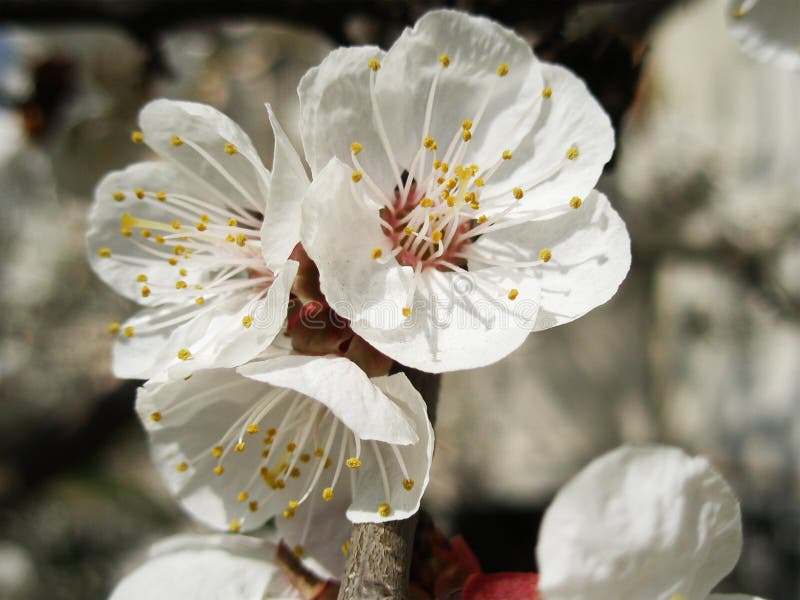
298,46,396,192
479,63,614,216
87,161,209,305
139,99,271,214
473,190,630,332
115,262,297,381
237,355,417,445
301,158,409,328
536,445,743,600
376,9,543,172
727,0,800,71
275,477,353,579
109,533,298,600
136,370,284,532
261,104,308,271
352,267,540,372
345,373,434,523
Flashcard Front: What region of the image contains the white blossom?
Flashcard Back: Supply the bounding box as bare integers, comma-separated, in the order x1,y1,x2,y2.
136,354,433,540
298,10,630,372
727,0,800,70
536,445,764,600
87,99,307,380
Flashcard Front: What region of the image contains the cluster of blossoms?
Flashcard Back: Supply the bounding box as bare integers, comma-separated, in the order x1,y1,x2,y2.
85,9,769,596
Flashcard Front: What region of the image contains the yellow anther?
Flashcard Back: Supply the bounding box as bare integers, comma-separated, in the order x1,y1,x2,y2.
439,162,449,172
170,220,181,230
212,446,223,458
346,457,361,469
428,214,436,222
155,191,167,201
178,268,187,276
440,191,450,201
370,247,383,260
134,188,144,199
496,63,509,77
542,86,552,98
352,171,363,183
224,142,237,155
469,200,480,210
296,454,310,465
402,479,414,491
237,491,249,502
461,119,473,130
140,286,151,298
225,234,235,243
508,288,519,301
539,248,552,262
167,257,177,265
513,187,523,200
469,163,479,175
423,136,437,150
97,247,112,258
433,161,441,170
245,424,259,435
322,487,334,501
474,177,485,187
341,541,349,555
176,462,188,472
228,520,241,533
261,449,269,458
267,428,278,436
199,214,209,223
235,233,247,247
566,146,579,160
292,545,304,558
402,306,411,318
248,500,258,512
140,229,151,239
227,218,237,227
732,7,745,18
283,508,295,519
368,58,381,71
289,467,301,478
241,315,253,328
464,191,476,203
150,411,162,422
461,130,472,142
313,447,324,457
476,215,487,224
447,197,456,207
437,177,445,185
431,230,443,244
569,196,582,209
175,280,187,289
438,54,450,67
234,442,246,452
502,150,512,160
420,198,436,210
350,142,363,155
285,442,296,452
446,179,456,190
107,322,121,335
170,135,183,147
403,226,414,237
120,227,132,237
113,191,125,202
155,235,165,244
213,465,224,476
123,326,135,338
177,348,192,361
275,478,286,489
130,130,144,143
195,222,207,231
324,458,332,469
378,503,391,517
135,273,147,283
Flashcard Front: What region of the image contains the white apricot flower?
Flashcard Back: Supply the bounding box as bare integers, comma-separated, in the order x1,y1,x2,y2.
109,534,300,600
87,99,308,380
536,445,763,600
727,0,800,70
136,354,433,538
299,9,630,372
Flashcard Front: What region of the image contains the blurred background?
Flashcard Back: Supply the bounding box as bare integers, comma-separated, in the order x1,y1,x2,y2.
0,0,797,598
